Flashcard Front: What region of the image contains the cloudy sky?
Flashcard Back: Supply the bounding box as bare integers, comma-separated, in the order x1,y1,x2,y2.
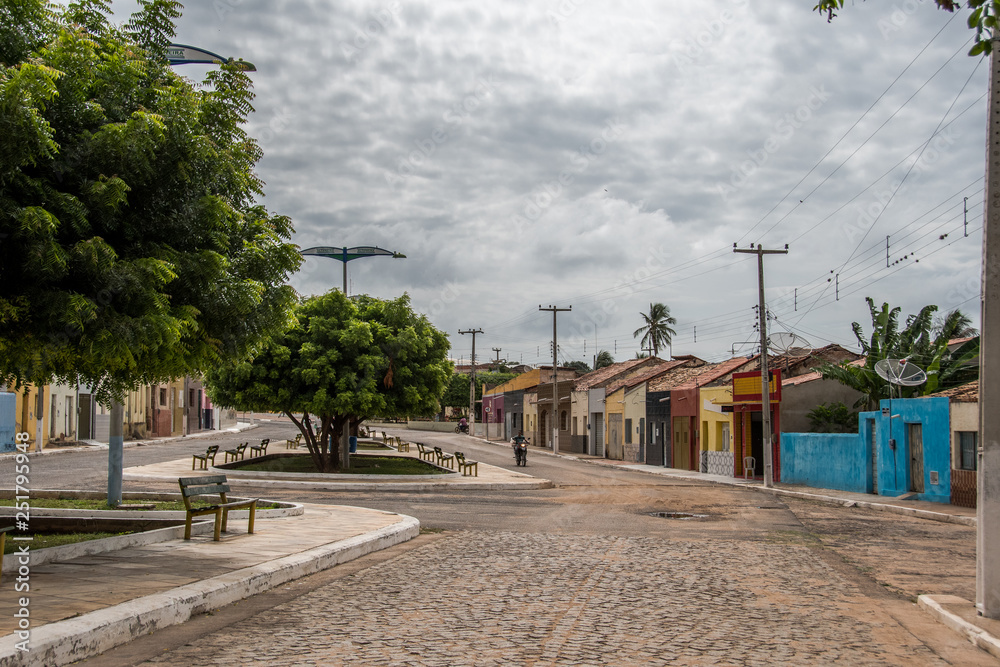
132,0,988,367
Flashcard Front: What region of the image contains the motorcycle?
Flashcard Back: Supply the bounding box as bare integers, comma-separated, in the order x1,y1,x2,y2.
513,440,527,467
455,423,469,434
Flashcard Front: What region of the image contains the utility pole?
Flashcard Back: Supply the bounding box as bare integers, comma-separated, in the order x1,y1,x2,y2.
733,243,787,488
459,329,483,433
539,305,571,452
979,45,1000,619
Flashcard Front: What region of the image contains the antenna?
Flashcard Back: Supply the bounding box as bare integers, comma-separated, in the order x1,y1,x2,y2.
874,358,928,388
768,332,812,357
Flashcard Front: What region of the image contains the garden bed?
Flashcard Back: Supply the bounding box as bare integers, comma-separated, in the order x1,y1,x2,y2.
225,453,449,475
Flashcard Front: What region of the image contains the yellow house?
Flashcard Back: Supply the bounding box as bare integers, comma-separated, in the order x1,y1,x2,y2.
700,385,735,475
524,390,538,446
622,383,648,463
604,385,626,460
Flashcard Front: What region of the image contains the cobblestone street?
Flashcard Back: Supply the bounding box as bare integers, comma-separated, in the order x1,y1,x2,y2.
136,531,973,666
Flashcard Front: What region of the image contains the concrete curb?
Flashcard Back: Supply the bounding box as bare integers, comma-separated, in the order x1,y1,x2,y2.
122,471,554,491
753,487,977,527
0,513,419,667
918,595,1000,659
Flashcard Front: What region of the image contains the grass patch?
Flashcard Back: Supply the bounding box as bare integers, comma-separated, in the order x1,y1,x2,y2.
3,532,131,555
0,498,280,511
234,454,449,475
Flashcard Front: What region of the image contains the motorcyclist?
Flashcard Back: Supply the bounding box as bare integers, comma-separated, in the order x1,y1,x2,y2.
511,430,528,464
458,416,468,433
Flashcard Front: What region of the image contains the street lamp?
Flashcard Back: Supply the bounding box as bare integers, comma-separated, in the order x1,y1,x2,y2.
299,246,406,295
166,44,256,71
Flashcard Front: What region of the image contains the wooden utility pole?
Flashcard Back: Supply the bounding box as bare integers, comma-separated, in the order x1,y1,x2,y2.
733,243,787,488
539,305,571,452
459,329,483,432
979,45,1000,619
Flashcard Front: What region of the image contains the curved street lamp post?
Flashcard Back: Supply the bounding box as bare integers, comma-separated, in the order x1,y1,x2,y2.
299,246,406,296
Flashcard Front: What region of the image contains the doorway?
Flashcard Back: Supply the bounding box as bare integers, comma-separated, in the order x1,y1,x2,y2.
908,423,924,493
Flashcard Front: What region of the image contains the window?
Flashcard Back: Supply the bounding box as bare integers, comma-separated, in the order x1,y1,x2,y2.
625,418,632,444
959,431,977,471
159,388,167,406
560,410,567,431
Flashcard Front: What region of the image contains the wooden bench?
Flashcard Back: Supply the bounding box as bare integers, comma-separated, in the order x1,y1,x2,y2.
249,438,270,457
285,433,302,449
192,445,220,470
224,442,248,463
416,443,435,461
382,431,389,444
454,451,478,477
433,446,454,469
393,436,410,453
178,475,258,541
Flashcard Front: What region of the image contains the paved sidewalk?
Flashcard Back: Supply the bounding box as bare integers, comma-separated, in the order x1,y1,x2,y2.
0,504,417,667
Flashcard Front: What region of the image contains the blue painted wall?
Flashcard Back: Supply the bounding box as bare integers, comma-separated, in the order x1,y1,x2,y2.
781,431,872,493
779,397,951,503
875,396,950,503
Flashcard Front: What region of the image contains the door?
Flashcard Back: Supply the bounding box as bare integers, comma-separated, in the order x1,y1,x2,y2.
749,413,763,478
608,413,623,460
672,417,689,470
869,419,877,494
722,423,730,452
909,423,924,493
593,413,604,456
65,396,74,440
79,394,93,440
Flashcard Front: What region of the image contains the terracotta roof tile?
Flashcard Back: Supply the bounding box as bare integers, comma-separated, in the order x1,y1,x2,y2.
573,357,663,391
605,359,690,393
928,379,979,402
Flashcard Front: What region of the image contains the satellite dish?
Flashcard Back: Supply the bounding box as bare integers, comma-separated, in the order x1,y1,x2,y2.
874,358,927,387
768,332,812,357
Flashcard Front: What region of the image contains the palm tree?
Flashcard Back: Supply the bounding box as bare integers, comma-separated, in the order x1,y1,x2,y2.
595,350,614,369
633,303,677,358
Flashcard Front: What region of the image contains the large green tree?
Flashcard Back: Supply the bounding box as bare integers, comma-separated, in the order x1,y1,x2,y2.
595,349,614,369
0,0,300,403
818,298,979,409
205,291,452,472
633,302,677,358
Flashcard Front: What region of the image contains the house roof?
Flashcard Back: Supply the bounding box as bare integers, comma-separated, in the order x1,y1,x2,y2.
929,379,979,402
672,357,751,390
605,358,691,394
782,370,823,387
573,357,664,391
646,357,744,392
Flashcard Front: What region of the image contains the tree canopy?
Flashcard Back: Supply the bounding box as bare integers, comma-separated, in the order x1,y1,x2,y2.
595,350,615,369
818,298,979,410
205,291,452,472
0,0,300,403
814,1,999,54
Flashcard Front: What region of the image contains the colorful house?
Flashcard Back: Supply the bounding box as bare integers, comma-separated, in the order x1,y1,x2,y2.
570,358,666,457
